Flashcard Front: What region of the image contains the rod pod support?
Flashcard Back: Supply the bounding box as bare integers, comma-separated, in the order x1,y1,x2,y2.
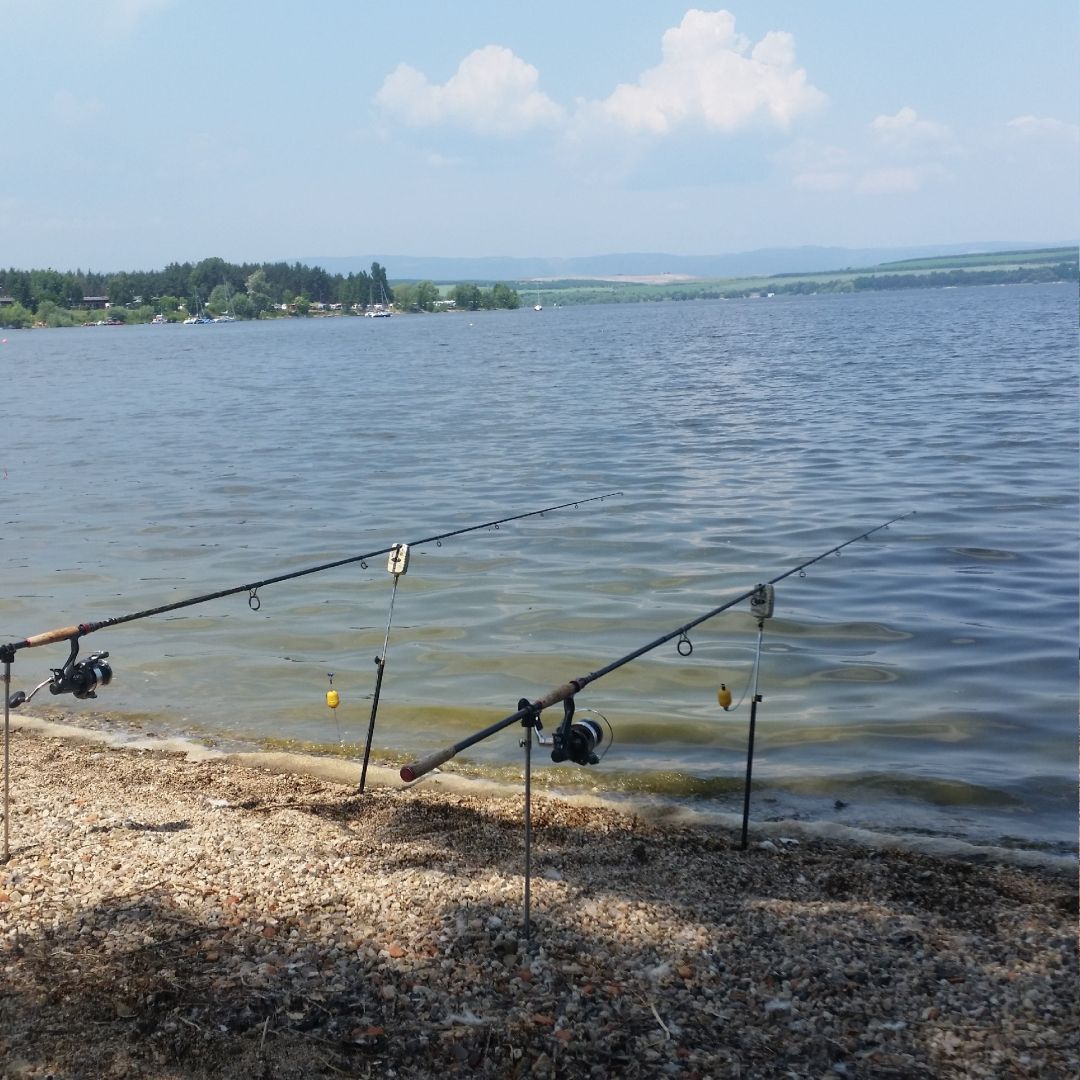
359,544,409,793
2,650,11,863
739,594,771,851
516,698,545,944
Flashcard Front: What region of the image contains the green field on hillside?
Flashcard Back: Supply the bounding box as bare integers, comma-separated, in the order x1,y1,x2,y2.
511,247,1078,306
875,247,1071,271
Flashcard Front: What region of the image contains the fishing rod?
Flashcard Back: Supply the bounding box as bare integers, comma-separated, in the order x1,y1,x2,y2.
1,490,620,862
0,491,621,677
400,511,916,783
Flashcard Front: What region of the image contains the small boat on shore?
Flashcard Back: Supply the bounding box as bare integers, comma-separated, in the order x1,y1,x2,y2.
365,282,394,317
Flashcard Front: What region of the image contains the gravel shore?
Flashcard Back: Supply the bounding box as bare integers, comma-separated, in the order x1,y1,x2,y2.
1,722,1076,1079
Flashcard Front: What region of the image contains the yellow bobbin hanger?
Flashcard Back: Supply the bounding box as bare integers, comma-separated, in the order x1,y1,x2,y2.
717,683,732,711
326,672,340,710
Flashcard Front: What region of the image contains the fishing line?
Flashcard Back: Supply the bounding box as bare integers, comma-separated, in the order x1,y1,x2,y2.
718,614,766,714
399,511,916,782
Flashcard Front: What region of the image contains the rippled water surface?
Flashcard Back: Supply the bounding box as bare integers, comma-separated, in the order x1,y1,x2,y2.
2,285,1077,851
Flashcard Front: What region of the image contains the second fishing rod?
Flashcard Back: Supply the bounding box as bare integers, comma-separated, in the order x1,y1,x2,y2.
400,511,916,783
398,510,915,942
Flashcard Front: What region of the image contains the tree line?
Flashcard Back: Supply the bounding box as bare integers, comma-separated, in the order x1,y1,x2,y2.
391,281,521,311
849,263,1079,292
0,257,394,325
0,256,529,326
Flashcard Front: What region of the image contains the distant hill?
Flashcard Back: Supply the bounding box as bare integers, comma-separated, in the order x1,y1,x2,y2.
298,242,1075,282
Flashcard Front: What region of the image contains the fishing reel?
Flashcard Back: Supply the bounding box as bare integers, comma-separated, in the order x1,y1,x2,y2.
517,696,607,767
7,639,113,708
52,650,112,699
550,697,604,767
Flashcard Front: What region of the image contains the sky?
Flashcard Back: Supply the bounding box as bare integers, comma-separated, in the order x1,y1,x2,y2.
1,0,1077,270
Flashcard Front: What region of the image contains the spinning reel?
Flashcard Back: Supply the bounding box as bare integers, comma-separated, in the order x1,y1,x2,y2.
518,695,608,767
7,638,113,709
550,696,605,766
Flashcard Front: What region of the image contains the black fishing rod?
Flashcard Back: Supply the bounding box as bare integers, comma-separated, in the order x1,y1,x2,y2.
400,511,916,782
1,492,621,862
0,491,621,663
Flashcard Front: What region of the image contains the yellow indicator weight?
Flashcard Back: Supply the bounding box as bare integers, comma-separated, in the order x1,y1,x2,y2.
325,673,346,752
717,683,732,711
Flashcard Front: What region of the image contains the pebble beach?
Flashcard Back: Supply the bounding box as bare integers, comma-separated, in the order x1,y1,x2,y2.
1,717,1077,1079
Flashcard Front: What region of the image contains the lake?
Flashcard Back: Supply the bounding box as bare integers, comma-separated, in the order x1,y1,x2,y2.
2,284,1077,854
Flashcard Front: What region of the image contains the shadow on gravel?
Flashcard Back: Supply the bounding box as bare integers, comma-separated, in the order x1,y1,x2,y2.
2,792,1076,1079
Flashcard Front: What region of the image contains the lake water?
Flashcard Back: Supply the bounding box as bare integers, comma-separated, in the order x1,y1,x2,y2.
2,284,1077,854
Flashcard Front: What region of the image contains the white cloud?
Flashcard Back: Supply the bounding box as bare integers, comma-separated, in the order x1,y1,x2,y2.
376,45,564,136
869,107,952,152
375,10,823,144
782,134,952,196
782,107,956,196
1006,115,1080,143
785,140,853,190
587,9,825,136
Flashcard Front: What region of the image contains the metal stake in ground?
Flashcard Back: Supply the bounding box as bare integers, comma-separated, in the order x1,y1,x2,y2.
517,698,544,944
2,651,12,863
740,584,773,851
359,544,409,793
1,643,14,864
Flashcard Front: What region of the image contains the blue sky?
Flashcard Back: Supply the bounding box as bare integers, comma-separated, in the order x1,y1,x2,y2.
2,0,1077,269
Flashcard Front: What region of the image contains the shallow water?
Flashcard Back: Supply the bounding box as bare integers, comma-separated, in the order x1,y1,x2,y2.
2,284,1077,852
